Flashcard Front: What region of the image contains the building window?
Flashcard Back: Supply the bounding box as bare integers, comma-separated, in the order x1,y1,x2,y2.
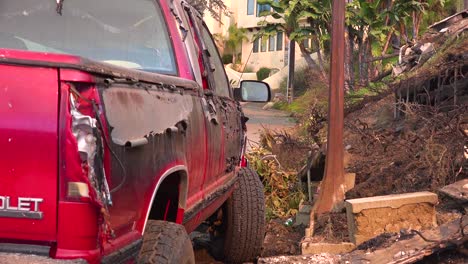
303,38,310,49
247,0,255,15
276,32,283,51
253,38,259,53
260,37,267,52
268,35,275,51
257,3,270,17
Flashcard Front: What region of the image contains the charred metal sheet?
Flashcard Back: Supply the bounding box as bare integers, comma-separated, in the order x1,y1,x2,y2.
429,9,468,31
97,83,207,232
201,97,218,124
123,138,149,148
102,86,194,146
215,97,243,172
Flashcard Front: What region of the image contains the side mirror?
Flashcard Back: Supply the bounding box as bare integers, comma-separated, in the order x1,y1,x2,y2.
236,80,271,102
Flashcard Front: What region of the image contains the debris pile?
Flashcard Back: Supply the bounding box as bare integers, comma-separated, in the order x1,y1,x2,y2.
345,101,467,199
343,216,468,263
298,11,468,263
246,130,306,219
346,11,468,199
249,12,468,264
393,10,467,77
337,12,468,263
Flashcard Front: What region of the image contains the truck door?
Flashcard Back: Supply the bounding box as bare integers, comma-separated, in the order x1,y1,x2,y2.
197,25,244,176
184,10,244,191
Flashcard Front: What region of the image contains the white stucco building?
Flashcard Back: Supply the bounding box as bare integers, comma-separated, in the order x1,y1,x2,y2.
204,0,306,72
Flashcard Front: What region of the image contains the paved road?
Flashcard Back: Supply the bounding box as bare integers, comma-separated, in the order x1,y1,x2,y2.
242,102,296,148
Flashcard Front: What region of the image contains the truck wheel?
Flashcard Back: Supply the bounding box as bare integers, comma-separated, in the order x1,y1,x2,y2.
223,167,266,263
139,220,195,264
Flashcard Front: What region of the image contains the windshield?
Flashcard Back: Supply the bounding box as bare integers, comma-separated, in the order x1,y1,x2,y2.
0,0,177,75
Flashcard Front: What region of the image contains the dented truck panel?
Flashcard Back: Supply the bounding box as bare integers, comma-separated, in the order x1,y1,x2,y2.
102,87,194,145
221,99,245,172
97,83,207,234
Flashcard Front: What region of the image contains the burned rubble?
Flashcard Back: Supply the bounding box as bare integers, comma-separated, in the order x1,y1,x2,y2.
256,11,468,264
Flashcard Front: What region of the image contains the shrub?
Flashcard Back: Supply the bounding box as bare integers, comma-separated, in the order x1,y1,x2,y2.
256,67,272,81
279,66,316,97
243,65,254,73
222,54,233,64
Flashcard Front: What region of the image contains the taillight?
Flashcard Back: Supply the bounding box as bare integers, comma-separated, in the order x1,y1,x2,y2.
58,83,111,206
240,156,248,167
58,83,79,201
67,182,90,199
56,82,113,253
240,135,248,167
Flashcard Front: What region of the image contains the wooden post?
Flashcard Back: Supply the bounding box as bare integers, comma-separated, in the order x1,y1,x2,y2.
313,0,346,215
287,40,296,103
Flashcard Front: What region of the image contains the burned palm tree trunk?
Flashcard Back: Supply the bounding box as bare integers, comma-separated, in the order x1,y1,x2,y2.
314,0,346,215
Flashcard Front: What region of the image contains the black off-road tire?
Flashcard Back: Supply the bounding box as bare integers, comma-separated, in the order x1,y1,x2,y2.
138,220,195,264
223,167,266,263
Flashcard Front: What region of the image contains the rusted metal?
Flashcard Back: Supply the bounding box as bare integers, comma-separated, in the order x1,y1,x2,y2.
314,0,346,215
101,86,194,145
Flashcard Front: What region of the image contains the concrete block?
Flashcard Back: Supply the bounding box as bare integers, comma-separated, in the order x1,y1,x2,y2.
301,240,355,255
439,179,468,202
346,192,438,245
344,173,356,191
295,212,311,227
295,202,312,227
299,202,313,213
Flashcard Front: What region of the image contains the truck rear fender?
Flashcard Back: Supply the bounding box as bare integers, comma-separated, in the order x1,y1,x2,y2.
56,81,113,254
138,166,189,234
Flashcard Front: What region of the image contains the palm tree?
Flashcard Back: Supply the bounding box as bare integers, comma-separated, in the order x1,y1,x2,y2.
257,0,331,82
225,24,248,64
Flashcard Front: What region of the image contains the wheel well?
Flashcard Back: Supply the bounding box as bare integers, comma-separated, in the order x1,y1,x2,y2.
148,171,188,222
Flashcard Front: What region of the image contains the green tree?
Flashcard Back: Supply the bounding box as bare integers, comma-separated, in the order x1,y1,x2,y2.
225,24,248,64
188,0,229,22
257,0,331,82
255,0,459,91
345,0,427,85
346,0,388,85
383,0,426,44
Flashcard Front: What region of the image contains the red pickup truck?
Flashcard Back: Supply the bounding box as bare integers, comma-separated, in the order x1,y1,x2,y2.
0,0,271,263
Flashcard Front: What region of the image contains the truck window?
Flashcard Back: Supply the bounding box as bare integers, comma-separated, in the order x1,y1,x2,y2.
200,25,231,98
0,0,177,75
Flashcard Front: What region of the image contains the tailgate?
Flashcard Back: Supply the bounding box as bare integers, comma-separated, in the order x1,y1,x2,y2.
0,64,58,242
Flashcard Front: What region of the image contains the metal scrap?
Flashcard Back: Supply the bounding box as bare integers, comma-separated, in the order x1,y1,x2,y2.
393,11,467,77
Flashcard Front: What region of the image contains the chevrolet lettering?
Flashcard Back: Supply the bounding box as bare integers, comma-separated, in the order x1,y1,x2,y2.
0,196,44,220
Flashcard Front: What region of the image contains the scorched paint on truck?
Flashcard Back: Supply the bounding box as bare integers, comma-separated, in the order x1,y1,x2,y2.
0,0,270,263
